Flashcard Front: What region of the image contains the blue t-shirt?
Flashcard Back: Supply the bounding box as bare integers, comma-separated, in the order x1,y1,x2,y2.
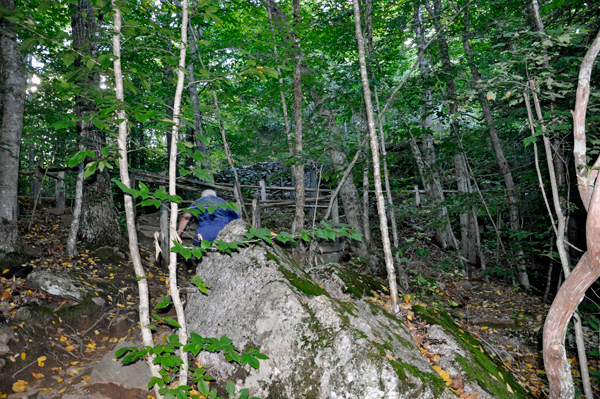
188,196,241,245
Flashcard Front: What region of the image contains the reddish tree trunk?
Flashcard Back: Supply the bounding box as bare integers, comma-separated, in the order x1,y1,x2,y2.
543,28,600,399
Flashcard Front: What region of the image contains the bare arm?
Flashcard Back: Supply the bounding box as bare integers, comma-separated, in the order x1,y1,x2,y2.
177,213,192,235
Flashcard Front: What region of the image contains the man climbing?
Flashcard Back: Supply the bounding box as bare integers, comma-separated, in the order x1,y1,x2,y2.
177,189,241,245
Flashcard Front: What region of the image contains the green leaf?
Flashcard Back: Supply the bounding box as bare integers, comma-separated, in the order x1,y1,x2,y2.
63,52,75,67
156,296,172,309
523,136,537,147
84,162,97,178
191,275,208,294
226,381,235,397
68,150,94,167
163,316,181,328
115,346,135,359
198,380,209,396
19,38,37,52
86,58,95,70
301,231,310,242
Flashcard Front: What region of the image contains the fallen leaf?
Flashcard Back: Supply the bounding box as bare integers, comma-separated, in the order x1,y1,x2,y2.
32,372,44,379
39,388,53,393
506,383,513,393
65,345,75,351
21,352,26,360
12,380,28,393
37,356,47,367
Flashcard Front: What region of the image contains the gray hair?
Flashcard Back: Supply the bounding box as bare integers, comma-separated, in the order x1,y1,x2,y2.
201,189,217,198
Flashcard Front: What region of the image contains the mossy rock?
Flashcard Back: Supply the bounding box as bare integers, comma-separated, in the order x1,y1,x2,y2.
413,305,533,399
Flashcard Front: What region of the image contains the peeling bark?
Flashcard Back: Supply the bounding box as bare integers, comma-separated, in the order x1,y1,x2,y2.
544,28,600,399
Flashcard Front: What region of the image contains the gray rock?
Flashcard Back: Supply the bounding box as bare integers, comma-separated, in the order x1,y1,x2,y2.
305,263,352,300
0,324,16,344
89,341,153,391
186,220,455,399
456,280,473,290
92,297,106,307
26,271,85,302
315,241,344,263
0,344,9,355
13,307,32,322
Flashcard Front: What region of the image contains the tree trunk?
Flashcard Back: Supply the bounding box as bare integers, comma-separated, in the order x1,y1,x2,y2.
353,0,399,311
291,0,305,233
544,29,600,399
462,7,529,290
67,161,84,257
0,0,25,255
71,0,124,248
186,31,212,175
427,0,478,262
168,0,190,385
414,2,456,250
111,4,162,394
265,0,293,152
330,148,369,258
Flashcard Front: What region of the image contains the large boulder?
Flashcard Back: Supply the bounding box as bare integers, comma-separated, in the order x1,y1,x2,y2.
185,220,529,399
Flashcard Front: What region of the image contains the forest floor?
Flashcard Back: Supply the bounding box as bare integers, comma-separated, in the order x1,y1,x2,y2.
0,201,598,398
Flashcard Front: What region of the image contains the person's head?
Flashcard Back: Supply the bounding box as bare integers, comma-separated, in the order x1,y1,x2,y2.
201,189,217,198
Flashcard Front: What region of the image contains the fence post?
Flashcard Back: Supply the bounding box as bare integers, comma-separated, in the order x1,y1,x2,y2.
414,185,421,207
33,160,42,201
252,198,261,230
259,179,267,202
55,171,65,211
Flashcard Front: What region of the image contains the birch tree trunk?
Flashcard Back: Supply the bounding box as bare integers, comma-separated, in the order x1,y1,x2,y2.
111,3,161,394
352,0,398,312
462,7,530,290
66,162,84,257
0,0,25,255
168,0,190,384
543,30,600,399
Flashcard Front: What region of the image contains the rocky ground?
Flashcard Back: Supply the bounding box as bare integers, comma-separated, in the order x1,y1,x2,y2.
0,200,598,398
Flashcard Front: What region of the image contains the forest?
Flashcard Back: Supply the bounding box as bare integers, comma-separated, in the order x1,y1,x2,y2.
0,0,599,398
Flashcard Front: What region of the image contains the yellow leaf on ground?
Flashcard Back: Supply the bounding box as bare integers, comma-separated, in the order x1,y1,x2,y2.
481,326,488,330
39,388,52,393
82,375,90,381
506,383,513,393
12,380,28,393
65,345,75,351
386,353,396,361
403,294,411,304
407,315,413,321
21,352,26,360
59,336,67,342
37,356,47,367
32,372,44,379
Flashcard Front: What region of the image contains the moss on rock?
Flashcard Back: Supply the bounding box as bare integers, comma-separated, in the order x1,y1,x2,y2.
413,305,532,398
